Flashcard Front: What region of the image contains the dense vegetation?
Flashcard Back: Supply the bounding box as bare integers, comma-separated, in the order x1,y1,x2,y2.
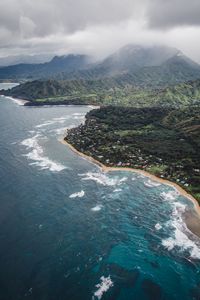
1,79,200,108
65,106,200,202
0,55,90,81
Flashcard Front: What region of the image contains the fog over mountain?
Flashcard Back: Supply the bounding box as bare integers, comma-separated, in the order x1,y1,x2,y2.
0,0,200,63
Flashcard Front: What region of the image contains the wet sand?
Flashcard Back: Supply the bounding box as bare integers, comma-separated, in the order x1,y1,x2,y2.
61,138,200,238
183,210,200,239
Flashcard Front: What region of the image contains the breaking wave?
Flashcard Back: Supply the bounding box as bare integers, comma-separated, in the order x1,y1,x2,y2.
69,190,85,198
21,134,66,172
50,125,75,136
144,179,161,188
91,205,103,212
155,223,162,230
113,188,122,193
162,201,200,259
35,119,66,128
4,96,28,106
79,172,127,186
93,276,113,300
161,190,179,201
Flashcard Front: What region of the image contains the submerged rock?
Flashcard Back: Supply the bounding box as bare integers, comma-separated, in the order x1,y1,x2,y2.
190,282,200,300
142,279,163,300
105,263,140,288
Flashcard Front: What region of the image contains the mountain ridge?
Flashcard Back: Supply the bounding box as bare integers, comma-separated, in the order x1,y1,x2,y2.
0,45,200,83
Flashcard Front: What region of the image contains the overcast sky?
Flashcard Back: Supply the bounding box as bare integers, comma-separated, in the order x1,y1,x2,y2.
0,0,200,62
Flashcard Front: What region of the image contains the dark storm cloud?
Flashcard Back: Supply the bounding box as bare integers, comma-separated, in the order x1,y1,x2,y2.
0,0,141,39
147,0,200,28
0,0,200,62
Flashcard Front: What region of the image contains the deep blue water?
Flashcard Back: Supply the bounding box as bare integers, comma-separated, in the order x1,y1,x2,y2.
0,83,200,300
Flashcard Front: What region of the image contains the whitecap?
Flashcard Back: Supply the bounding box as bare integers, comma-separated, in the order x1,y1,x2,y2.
144,179,161,188
162,201,200,259
88,105,100,109
35,121,56,128
69,190,85,198
52,116,70,121
162,223,200,259
155,223,162,230
113,188,122,193
144,182,154,188
74,116,85,120
51,127,68,135
50,125,76,136
72,113,85,116
4,96,28,105
93,276,113,300
35,118,67,129
21,134,66,172
80,172,127,186
91,205,103,211
161,190,179,201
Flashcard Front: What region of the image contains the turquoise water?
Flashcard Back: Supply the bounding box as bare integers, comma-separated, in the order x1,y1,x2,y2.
0,83,200,300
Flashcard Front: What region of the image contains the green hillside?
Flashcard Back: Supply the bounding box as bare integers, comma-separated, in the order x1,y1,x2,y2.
1,78,200,107
65,105,200,202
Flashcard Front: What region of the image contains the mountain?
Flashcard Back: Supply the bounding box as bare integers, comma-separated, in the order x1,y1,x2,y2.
0,54,53,67
1,44,200,103
90,45,181,76
0,45,200,85
0,54,91,80
58,45,200,87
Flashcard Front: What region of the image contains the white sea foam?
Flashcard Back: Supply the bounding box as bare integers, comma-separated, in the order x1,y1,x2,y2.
162,223,200,259
51,127,68,135
88,105,100,109
21,134,66,172
50,125,76,136
5,96,28,105
144,182,154,188
162,202,200,259
93,276,113,300
74,116,85,120
113,188,122,193
155,223,162,230
91,205,103,211
36,119,65,128
52,116,70,121
69,190,85,198
72,113,85,116
80,172,127,186
161,190,179,201
144,179,161,188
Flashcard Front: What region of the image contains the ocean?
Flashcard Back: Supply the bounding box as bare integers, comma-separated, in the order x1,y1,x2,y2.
0,83,200,300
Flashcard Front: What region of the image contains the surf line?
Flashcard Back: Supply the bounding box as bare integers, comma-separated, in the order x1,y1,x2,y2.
60,138,200,218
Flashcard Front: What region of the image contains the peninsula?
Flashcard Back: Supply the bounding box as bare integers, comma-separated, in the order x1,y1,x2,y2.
64,106,200,203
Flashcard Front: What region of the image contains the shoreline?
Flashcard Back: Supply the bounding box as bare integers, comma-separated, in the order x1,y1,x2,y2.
61,138,200,237
1,95,101,109
1,95,29,105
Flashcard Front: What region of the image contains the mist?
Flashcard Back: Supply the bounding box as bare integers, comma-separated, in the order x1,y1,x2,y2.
0,0,200,63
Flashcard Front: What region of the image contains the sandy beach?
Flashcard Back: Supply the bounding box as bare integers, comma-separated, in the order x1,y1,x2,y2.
61,138,200,238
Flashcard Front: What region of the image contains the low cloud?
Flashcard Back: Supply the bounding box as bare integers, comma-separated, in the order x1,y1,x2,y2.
0,0,200,63
147,0,200,28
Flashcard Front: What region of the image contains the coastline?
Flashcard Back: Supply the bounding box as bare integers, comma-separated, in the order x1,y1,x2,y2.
61,138,200,237
1,95,29,106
